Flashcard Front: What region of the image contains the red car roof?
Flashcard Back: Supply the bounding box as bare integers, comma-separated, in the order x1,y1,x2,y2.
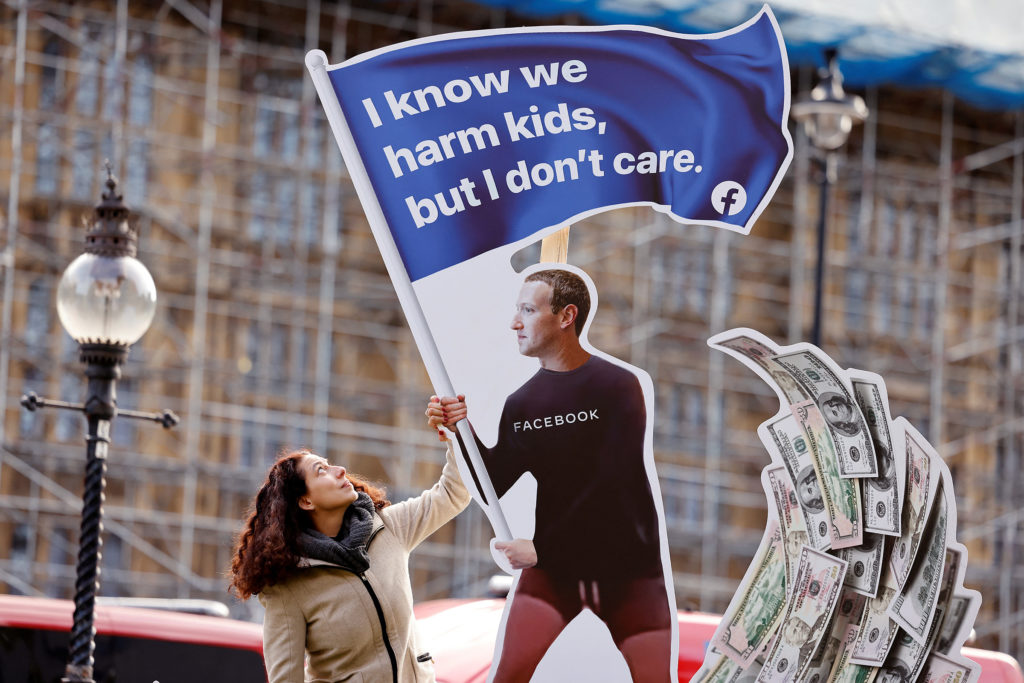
0,594,262,653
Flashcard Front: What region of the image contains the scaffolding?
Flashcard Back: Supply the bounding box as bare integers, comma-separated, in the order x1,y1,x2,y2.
0,0,1021,660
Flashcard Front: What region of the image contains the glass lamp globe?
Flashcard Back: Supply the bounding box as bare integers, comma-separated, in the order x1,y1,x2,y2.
803,111,854,151
56,252,157,346
791,50,867,152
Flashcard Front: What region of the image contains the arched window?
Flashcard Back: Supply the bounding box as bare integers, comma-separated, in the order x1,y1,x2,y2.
24,279,50,348
35,35,62,195
125,55,154,200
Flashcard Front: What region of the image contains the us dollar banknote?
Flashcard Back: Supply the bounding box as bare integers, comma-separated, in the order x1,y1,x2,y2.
849,584,900,666
849,371,903,536
934,591,981,657
889,485,948,645
929,548,962,655
765,464,808,586
695,650,763,683
919,652,980,683
793,400,863,549
876,603,946,683
837,532,885,597
756,546,847,683
709,331,810,406
773,350,878,478
761,414,832,552
829,625,880,683
800,587,866,683
711,519,788,668
889,421,940,590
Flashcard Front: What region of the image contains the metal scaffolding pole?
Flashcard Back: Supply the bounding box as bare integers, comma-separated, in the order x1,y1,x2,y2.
178,0,222,596
998,111,1023,654
930,93,954,448
0,1,27,451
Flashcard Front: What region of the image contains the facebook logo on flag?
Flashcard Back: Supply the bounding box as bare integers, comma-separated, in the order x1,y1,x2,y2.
313,8,792,281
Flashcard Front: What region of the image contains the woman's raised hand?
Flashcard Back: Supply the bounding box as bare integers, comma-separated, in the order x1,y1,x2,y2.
425,395,467,442
493,539,538,570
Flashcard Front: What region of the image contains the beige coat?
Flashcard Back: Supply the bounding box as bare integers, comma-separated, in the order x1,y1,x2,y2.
259,443,471,683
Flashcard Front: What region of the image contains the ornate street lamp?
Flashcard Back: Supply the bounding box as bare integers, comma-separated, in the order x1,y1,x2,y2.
791,49,868,347
21,163,178,683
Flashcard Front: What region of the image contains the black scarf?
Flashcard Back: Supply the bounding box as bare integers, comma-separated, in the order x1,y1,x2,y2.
298,492,376,574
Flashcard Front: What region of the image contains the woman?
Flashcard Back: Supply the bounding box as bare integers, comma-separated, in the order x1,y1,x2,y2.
230,397,470,683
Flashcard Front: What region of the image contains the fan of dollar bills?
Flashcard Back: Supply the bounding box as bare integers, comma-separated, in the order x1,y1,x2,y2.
694,328,982,683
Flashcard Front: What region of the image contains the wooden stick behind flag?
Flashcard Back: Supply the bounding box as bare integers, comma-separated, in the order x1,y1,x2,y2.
540,226,570,263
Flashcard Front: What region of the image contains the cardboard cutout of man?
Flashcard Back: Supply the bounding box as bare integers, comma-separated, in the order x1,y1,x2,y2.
431,267,672,683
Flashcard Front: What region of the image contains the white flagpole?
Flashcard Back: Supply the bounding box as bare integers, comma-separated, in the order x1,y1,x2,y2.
305,49,512,542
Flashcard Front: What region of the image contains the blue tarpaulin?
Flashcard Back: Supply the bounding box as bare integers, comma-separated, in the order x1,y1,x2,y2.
471,0,1024,110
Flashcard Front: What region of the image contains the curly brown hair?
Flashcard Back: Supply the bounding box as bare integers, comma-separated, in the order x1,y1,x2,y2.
229,450,390,600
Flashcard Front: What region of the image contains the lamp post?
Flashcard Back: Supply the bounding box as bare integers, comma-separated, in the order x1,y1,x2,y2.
791,49,868,347
20,163,178,683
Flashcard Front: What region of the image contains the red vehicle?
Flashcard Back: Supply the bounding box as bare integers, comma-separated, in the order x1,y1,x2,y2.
0,594,266,682
413,598,1024,683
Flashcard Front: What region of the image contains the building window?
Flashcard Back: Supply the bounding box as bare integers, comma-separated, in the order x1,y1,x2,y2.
45,527,74,597
125,55,154,200
244,321,261,389
36,35,62,195
300,181,321,246
71,129,96,200
25,279,50,348
55,333,79,442
844,197,866,331
75,42,100,117
873,200,895,334
294,327,311,380
55,373,81,442
270,324,288,380
128,57,154,126
125,138,149,201
274,177,297,246
249,82,303,245
249,171,269,241
101,47,123,122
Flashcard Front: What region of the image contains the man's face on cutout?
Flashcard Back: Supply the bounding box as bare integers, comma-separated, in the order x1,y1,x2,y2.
510,281,564,358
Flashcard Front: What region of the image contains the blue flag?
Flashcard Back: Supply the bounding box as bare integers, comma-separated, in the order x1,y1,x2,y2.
313,10,791,282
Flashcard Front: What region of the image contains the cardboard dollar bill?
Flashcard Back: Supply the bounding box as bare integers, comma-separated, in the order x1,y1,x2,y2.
756,546,847,683
919,652,980,683
837,532,885,597
773,349,877,478
793,400,863,549
889,484,948,645
876,603,945,683
700,651,764,683
829,624,880,683
801,587,866,683
708,330,810,406
764,464,808,586
691,650,722,683
848,371,904,537
934,591,981,657
929,548,965,654
711,518,788,668
760,414,832,551
889,419,940,591
849,585,900,667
